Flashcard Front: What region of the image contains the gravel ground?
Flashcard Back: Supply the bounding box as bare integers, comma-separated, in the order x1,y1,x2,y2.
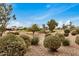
5,31,79,56
24,33,79,56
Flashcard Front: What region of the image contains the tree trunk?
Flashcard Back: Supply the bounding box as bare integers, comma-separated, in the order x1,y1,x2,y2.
33,31,35,39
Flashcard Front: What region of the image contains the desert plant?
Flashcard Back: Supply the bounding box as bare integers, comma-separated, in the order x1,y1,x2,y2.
62,39,70,46
55,33,65,42
64,33,69,37
47,19,58,32
0,33,27,56
7,31,19,35
42,24,46,33
39,29,46,33
64,29,70,33
20,34,31,48
75,36,79,45
76,28,79,34
31,36,39,45
45,33,51,37
62,24,67,29
0,4,16,34
30,24,40,35
13,32,19,35
71,30,77,36
44,35,61,52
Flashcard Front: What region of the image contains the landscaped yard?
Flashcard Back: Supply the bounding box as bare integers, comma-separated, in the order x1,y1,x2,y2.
0,3,79,56
17,31,79,56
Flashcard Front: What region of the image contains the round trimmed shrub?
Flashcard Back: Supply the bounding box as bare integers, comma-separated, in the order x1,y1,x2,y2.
62,39,70,46
76,28,79,34
13,31,19,35
64,29,70,33
31,36,39,45
7,32,13,34
71,30,77,36
75,36,79,45
44,35,61,51
0,33,27,56
64,33,69,37
20,34,31,48
55,33,65,42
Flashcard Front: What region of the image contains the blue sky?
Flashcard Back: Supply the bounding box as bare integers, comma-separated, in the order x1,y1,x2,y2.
8,3,79,28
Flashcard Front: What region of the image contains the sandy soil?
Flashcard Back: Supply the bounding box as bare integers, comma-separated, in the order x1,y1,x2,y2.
5,31,79,56
23,32,79,56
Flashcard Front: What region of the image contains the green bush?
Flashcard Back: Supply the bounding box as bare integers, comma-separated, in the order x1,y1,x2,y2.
20,34,31,48
64,33,69,37
62,39,70,46
76,28,79,34
71,30,77,36
13,32,19,35
55,33,65,42
7,32,13,34
64,29,70,33
39,29,46,33
31,36,39,45
44,35,61,51
75,36,79,45
0,33,27,56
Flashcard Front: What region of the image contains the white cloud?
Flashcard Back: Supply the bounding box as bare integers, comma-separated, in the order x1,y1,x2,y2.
66,16,79,26
26,4,78,22
57,16,79,28
47,4,78,16
30,14,50,21
65,20,71,25
7,20,25,28
57,21,64,28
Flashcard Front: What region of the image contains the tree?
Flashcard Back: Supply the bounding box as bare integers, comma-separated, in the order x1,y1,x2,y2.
47,19,58,32
30,24,40,38
62,24,67,29
69,21,72,27
42,24,46,33
0,4,16,35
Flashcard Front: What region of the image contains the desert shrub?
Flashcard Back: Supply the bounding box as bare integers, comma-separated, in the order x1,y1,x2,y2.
13,32,19,35
31,36,39,45
55,33,65,42
44,35,61,51
0,33,27,56
20,34,31,48
39,29,46,33
75,36,79,45
76,28,79,34
45,33,51,37
64,33,69,37
7,32,13,34
0,32,2,36
64,29,70,33
7,31,19,35
71,30,77,36
62,39,70,46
